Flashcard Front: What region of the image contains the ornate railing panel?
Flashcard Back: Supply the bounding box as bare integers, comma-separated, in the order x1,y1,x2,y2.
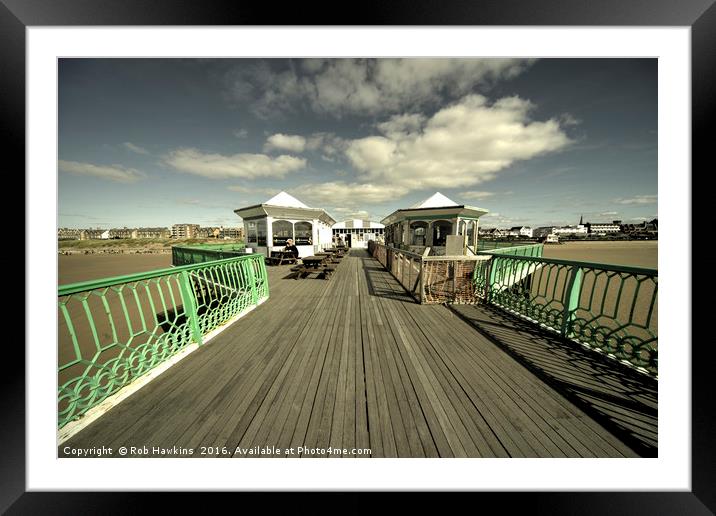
483,254,657,376
57,254,268,428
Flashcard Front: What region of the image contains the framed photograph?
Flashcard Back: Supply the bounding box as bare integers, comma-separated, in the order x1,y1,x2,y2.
8,0,711,512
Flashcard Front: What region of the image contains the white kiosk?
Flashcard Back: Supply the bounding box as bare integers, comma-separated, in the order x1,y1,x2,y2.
381,192,489,255
234,191,336,258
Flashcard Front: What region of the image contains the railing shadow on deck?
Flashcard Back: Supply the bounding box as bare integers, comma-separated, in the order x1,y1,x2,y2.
449,303,658,458
359,253,420,304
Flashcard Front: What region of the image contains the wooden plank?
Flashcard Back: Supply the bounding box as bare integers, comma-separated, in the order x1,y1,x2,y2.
339,267,357,456
352,259,370,457
356,264,385,457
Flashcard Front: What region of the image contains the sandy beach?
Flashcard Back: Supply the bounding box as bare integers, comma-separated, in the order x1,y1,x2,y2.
59,253,173,285
541,240,657,269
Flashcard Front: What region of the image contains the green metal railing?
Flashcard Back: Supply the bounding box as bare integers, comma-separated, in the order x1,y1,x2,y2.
172,244,245,266
473,243,544,298
57,253,268,428
180,242,246,251
476,240,539,252
475,251,658,376
485,243,544,257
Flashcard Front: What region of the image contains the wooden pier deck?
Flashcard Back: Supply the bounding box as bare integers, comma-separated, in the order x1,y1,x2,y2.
60,250,656,458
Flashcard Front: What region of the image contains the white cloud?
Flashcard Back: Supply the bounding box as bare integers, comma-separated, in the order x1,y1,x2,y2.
122,142,150,155
59,160,145,183
293,182,398,207
600,211,619,216
228,58,535,118
616,195,657,205
164,148,306,179
264,133,306,153
461,191,496,201
233,129,248,139
332,207,373,220
227,185,280,197
227,185,251,193
344,94,571,192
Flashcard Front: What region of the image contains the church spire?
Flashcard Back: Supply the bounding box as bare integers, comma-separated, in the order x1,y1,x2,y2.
579,214,583,225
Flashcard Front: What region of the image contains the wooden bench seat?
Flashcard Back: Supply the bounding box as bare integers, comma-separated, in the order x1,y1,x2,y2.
290,264,334,279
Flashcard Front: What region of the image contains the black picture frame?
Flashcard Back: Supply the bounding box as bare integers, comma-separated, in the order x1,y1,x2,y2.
6,0,711,512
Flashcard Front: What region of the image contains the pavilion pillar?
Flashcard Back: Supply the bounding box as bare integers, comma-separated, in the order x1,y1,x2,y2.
266,217,274,248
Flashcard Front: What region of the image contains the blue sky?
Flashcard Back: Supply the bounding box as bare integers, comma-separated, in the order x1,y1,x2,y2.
58,58,657,229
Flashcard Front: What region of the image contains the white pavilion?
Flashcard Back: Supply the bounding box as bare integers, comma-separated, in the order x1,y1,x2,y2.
234,191,336,258
380,192,489,253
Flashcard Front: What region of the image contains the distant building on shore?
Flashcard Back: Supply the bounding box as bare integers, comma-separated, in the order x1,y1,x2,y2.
587,221,621,234
508,226,533,238
58,228,82,241
109,227,134,239
480,228,509,238
332,219,385,249
197,227,219,239
60,224,237,241
621,218,658,236
80,228,110,240
553,224,588,236
533,226,556,239
219,226,243,239
135,227,171,239
171,223,200,239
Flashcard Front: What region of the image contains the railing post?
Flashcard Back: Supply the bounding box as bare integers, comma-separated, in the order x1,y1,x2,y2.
179,270,203,346
452,260,457,303
246,257,259,305
486,256,497,303
561,266,583,338
408,255,413,295
419,258,424,304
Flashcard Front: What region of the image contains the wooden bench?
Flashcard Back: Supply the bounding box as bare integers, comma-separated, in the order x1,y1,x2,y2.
290,265,335,280
267,252,298,266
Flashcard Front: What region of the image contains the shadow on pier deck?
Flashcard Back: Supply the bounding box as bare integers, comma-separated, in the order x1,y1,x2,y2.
60,250,656,458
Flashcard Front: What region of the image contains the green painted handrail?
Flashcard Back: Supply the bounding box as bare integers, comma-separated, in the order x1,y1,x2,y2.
176,242,246,251
57,253,269,429
59,254,261,296
480,249,657,276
